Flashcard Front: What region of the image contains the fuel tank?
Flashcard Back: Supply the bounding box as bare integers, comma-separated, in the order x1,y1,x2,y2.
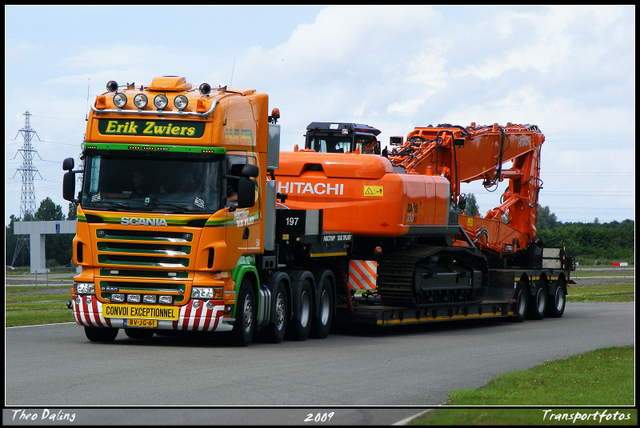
274,151,454,238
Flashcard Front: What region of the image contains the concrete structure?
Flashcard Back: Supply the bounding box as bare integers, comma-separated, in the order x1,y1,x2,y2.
13,220,76,273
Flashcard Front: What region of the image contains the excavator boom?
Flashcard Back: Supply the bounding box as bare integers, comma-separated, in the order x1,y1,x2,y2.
388,123,545,258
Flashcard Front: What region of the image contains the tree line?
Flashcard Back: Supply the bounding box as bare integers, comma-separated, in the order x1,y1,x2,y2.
5,196,634,268
535,206,634,265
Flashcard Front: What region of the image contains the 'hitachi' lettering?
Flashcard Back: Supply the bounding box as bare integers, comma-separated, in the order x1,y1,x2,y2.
277,182,344,196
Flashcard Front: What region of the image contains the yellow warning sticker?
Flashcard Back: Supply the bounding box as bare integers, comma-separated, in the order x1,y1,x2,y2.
467,217,474,226
364,186,383,197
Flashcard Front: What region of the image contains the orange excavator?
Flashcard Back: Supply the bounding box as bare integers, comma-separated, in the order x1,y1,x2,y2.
276,121,572,315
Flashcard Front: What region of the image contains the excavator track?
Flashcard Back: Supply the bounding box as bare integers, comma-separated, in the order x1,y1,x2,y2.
377,245,488,308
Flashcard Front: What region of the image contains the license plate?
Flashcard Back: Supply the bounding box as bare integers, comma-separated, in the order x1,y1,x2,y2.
102,304,179,320
124,319,157,328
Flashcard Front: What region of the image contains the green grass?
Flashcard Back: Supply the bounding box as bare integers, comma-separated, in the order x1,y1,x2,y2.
568,283,634,302
410,347,636,425
5,286,75,327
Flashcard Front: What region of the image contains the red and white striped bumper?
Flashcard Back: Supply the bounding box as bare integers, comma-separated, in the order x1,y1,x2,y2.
71,295,233,332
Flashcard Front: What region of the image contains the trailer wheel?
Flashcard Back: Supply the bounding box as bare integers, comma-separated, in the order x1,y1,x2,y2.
311,276,333,339
288,279,313,341
262,281,289,343
124,328,154,339
527,280,547,320
510,281,528,323
230,278,256,346
546,279,566,318
84,326,119,342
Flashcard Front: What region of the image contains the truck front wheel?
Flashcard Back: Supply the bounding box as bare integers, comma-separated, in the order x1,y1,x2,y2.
230,279,256,346
84,326,119,342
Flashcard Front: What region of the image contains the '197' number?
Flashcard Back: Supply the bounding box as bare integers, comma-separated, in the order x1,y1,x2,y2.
304,412,335,423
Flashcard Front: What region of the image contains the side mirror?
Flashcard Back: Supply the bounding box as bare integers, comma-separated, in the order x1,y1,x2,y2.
236,178,255,208
241,164,259,178
62,157,75,171
63,171,77,202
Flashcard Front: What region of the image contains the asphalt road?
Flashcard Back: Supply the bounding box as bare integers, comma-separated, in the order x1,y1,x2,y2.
4,301,634,425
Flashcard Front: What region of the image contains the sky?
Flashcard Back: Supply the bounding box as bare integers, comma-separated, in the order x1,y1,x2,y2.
5,5,635,228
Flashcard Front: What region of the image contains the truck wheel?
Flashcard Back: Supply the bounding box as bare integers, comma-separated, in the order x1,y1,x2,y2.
84,326,119,342
124,328,154,339
230,278,256,346
546,279,566,318
527,280,547,320
288,279,313,341
262,281,289,343
311,276,333,339
510,281,528,323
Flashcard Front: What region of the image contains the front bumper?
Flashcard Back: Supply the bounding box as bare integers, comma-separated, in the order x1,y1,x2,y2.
71,294,233,332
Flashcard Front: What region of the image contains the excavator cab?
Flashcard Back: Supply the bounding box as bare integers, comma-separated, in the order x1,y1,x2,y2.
304,122,381,154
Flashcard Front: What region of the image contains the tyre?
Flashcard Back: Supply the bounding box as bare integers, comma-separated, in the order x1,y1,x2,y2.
287,279,313,341
527,280,547,320
124,328,155,339
311,275,333,339
546,279,567,318
262,281,289,343
510,280,528,323
84,326,119,342
230,278,256,346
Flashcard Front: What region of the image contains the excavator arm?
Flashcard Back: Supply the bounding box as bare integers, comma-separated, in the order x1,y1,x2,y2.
388,123,545,258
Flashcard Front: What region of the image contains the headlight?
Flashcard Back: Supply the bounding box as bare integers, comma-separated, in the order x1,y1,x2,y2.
159,295,173,304
174,95,188,110
111,293,125,303
191,287,222,299
154,94,168,110
133,93,148,109
192,287,214,299
127,294,141,303
143,295,157,304
75,282,95,295
113,93,127,109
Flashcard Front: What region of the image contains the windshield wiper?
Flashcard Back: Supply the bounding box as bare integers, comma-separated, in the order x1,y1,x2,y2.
90,201,129,209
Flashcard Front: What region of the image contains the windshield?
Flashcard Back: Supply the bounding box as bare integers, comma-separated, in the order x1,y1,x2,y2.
308,136,379,154
80,153,226,213
308,137,353,153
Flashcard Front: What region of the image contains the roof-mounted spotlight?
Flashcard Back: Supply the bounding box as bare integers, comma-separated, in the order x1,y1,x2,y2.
174,95,188,111
106,81,118,92
199,83,211,95
113,93,127,109
133,94,148,109
154,94,168,110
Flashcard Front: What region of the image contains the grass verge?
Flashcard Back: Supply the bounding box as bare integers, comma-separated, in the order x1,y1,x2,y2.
408,281,635,425
6,286,74,327
410,347,636,425
567,283,634,302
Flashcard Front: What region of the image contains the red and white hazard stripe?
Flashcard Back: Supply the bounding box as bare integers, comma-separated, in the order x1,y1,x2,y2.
72,295,226,332
72,295,111,328
348,260,378,290
174,301,225,331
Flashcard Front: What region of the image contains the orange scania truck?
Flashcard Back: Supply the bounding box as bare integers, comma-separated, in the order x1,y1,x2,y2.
63,76,574,346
